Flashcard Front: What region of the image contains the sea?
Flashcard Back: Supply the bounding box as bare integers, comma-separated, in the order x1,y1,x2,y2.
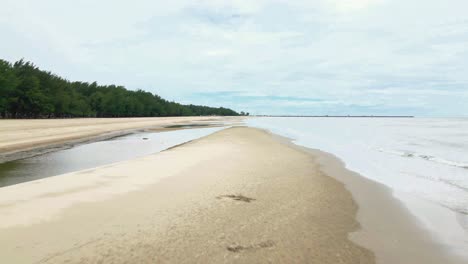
247,117,468,257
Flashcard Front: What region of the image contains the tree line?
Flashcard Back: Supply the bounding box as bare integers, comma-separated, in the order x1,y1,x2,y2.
0,59,240,118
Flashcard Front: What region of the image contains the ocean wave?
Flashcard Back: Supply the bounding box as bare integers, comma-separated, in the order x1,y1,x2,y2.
377,148,468,169
411,172,468,195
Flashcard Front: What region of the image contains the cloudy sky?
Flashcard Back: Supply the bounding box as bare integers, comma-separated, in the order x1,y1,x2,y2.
1,0,467,116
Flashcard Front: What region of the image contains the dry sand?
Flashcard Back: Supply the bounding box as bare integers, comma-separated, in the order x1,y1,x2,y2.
0,127,374,263
0,116,241,162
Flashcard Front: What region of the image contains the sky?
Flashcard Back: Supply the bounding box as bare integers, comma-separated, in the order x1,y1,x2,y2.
1,0,467,116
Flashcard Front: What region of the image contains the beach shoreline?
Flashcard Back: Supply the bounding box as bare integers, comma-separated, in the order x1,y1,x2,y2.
307,149,465,263
0,126,463,263
247,117,468,261
265,129,465,263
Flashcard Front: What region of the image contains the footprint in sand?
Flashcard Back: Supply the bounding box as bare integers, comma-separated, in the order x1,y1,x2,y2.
216,194,256,203
227,240,276,252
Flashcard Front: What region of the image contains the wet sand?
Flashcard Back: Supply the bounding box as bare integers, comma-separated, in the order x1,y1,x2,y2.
0,117,241,162
0,127,462,263
307,149,465,264
0,127,373,263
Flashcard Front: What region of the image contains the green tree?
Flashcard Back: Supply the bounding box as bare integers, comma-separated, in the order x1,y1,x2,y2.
0,60,19,117
0,58,240,118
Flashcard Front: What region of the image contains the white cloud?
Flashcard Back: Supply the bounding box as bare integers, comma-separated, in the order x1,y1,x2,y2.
326,0,381,11
0,0,467,116
204,49,233,57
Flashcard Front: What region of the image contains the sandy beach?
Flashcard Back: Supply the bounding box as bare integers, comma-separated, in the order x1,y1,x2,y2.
0,126,463,263
0,127,373,263
0,117,240,162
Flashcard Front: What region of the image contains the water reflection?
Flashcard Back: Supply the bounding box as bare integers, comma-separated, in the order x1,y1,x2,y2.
0,127,224,188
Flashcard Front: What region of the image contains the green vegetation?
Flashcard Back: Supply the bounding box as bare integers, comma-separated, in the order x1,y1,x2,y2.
0,59,239,118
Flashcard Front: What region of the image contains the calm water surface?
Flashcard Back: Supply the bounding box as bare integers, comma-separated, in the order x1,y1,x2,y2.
0,127,224,188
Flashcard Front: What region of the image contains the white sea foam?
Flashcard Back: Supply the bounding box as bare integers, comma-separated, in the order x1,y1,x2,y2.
377,148,468,170
248,117,468,258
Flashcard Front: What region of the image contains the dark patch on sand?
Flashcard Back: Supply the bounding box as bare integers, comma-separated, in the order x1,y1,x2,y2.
227,240,275,253
217,194,256,203
164,124,211,129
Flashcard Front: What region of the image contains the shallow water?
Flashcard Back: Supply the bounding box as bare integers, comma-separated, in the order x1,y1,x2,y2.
248,117,468,258
0,127,224,188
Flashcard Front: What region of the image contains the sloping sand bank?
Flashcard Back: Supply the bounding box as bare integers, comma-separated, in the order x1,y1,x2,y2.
0,127,373,263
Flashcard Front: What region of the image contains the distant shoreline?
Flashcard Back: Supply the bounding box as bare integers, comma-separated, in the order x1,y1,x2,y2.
254,115,415,118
